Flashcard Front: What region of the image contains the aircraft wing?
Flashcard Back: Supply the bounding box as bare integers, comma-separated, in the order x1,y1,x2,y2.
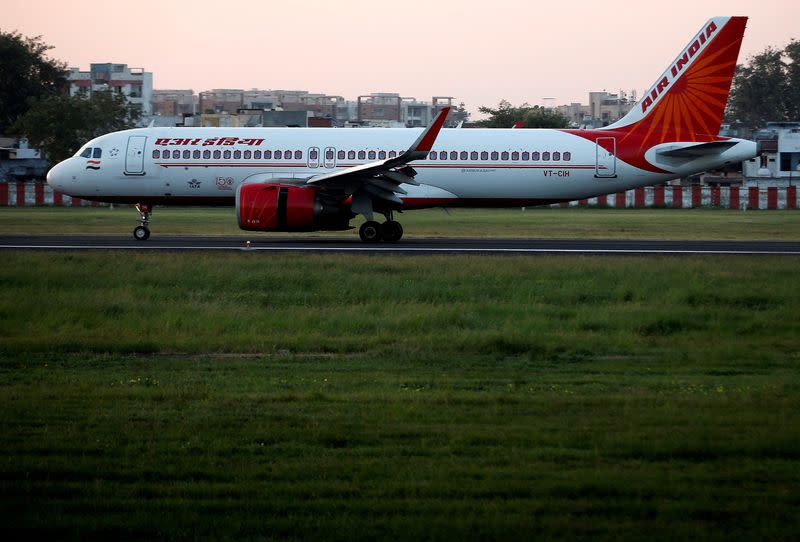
306,107,450,218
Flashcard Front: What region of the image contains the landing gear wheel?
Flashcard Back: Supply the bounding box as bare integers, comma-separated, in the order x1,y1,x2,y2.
382,220,403,243
133,225,150,241
359,221,383,243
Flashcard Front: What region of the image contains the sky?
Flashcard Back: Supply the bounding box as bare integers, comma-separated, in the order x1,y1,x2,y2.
4,0,799,116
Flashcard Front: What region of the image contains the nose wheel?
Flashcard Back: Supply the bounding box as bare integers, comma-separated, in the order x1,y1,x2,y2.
133,203,152,241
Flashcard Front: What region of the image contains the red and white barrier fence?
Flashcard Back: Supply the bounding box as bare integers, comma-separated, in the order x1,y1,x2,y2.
1,181,798,210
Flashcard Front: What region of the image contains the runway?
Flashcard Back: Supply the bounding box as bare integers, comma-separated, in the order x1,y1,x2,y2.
2,235,800,255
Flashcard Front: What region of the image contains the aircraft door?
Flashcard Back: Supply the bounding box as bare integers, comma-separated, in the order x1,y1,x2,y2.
323,147,336,168
125,135,147,175
307,147,320,168
595,137,616,178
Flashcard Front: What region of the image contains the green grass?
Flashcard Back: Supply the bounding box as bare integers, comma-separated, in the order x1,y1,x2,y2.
1,206,799,239
1,252,800,540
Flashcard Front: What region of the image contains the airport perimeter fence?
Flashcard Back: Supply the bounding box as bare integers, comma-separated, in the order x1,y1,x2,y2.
1,181,798,210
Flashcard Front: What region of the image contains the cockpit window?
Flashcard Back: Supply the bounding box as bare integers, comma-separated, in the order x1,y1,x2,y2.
79,147,92,158
92,148,102,159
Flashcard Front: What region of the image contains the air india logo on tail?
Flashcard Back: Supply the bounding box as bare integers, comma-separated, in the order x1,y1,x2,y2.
640,21,718,114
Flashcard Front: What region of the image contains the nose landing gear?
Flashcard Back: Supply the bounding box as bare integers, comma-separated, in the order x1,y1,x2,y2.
133,203,151,241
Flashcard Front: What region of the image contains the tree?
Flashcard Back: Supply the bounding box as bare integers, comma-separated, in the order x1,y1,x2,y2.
445,102,470,127
0,30,67,134
473,100,569,128
11,91,140,164
725,40,800,129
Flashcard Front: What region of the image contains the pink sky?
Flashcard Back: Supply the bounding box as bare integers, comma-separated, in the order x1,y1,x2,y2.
5,0,798,116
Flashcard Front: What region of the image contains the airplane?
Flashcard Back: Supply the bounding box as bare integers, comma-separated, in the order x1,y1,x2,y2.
46,16,757,243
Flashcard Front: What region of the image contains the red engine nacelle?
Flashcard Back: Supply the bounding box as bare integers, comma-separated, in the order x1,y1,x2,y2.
236,183,349,232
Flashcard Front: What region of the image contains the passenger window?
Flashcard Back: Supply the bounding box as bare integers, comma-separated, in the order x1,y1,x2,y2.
460,151,468,160
563,151,571,161
80,148,92,158
491,151,499,160
152,150,160,159
203,150,211,159
93,148,102,159
325,149,333,160
263,150,271,159
254,150,262,159
522,151,530,160
511,151,519,161
553,151,561,161
213,150,221,159
243,150,251,159
295,150,302,159
542,152,551,161
348,150,356,160
310,149,318,160
274,150,282,159
183,150,190,159
532,151,540,160
223,150,231,159
358,150,366,160
450,151,458,160
388,150,396,158
234,150,241,159
193,150,201,159
469,151,477,160
429,151,437,160
480,151,488,160
368,150,376,160
501,151,509,160
172,150,180,159
378,150,386,159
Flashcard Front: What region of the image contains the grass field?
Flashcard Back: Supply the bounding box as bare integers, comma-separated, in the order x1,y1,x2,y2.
1,251,800,540
1,205,799,239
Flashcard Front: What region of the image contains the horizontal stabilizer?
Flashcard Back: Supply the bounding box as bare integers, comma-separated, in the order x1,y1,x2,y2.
657,140,738,158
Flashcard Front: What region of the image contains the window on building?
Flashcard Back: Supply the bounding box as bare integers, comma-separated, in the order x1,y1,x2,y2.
223,150,231,159
348,150,356,160
563,151,571,161
79,147,92,158
368,150,376,160
553,151,561,161
532,151,540,160
521,151,530,161
172,150,180,159
274,150,282,159
294,150,302,159
378,150,386,159
481,151,489,160
193,150,201,159
337,150,345,160
93,148,102,159
501,151,509,160
470,151,478,160
233,150,241,159
511,151,519,161
213,150,221,159
243,150,251,159
183,150,190,159
542,151,551,161
152,150,160,159
358,150,366,160
203,150,211,159
491,151,499,160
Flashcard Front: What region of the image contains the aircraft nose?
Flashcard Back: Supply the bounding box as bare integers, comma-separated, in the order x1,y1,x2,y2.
46,160,69,191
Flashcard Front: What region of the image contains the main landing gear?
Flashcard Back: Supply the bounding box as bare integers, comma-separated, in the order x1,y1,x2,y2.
133,203,151,241
358,213,404,243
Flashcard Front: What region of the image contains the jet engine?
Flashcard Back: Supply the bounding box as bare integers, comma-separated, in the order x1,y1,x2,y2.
236,183,350,232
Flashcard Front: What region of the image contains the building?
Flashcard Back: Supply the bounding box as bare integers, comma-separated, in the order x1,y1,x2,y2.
199,89,244,114
557,91,636,128
151,89,198,116
68,63,153,116
743,122,800,186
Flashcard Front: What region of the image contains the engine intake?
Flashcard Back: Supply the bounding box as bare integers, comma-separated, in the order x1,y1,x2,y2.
236,183,349,232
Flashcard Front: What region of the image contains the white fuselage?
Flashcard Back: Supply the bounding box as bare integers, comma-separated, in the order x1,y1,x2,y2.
47,126,757,207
